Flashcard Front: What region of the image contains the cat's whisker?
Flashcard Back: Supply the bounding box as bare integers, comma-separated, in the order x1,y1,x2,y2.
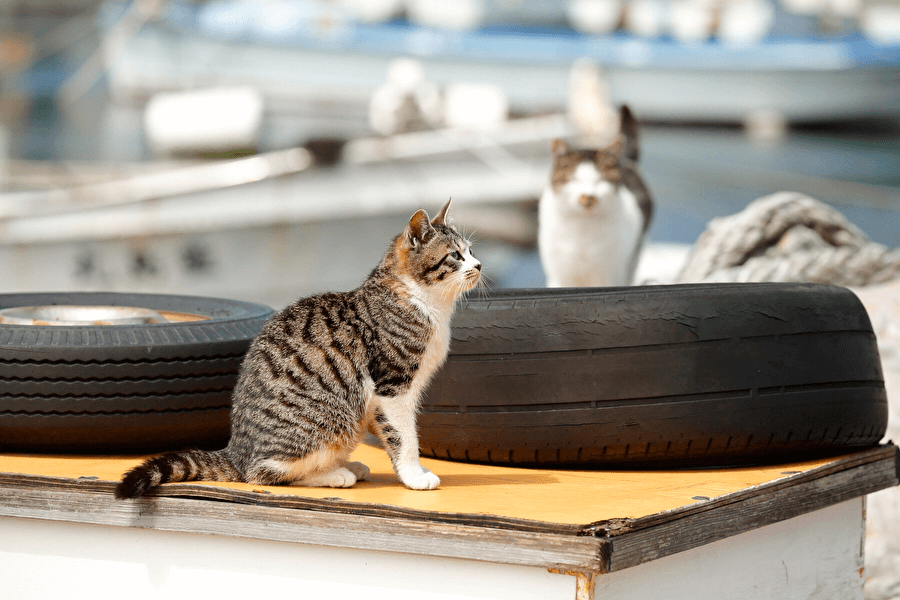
479,276,495,296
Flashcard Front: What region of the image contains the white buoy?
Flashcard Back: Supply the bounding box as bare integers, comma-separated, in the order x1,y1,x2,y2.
828,0,862,18
625,0,671,38
338,0,404,23
143,86,264,156
567,0,625,34
718,0,775,44
779,0,829,15
861,3,900,44
443,83,509,130
670,0,717,42
406,0,485,30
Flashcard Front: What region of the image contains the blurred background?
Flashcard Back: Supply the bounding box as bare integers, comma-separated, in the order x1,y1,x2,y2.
0,0,899,308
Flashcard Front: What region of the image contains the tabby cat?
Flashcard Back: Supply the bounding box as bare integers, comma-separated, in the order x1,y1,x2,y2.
539,105,653,287
116,200,481,498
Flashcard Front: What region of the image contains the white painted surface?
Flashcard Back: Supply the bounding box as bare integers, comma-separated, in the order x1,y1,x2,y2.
597,498,866,600
853,280,900,600
0,517,574,600
0,498,865,600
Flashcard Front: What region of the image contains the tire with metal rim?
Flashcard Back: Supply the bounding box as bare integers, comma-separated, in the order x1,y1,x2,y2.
0,292,274,452
420,283,888,467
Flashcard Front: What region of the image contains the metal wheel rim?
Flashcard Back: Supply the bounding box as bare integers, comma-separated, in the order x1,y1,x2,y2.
0,305,169,326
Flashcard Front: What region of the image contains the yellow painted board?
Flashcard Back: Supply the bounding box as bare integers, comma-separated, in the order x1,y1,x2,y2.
0,444,844,526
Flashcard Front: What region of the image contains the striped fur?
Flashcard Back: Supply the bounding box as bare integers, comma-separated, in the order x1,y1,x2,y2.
115,199,481,499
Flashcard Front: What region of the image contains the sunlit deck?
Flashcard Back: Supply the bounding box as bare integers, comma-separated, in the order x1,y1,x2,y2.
1,443,896,599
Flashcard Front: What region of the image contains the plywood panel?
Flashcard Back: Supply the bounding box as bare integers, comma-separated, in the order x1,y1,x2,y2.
0,448,895,574
0,444,891,526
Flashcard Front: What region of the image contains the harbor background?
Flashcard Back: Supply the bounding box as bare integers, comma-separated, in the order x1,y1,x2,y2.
1,2,900,597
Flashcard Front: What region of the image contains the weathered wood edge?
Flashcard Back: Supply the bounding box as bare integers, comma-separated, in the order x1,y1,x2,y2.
0,446,895,574
0,482,608,573
605,451,899,572
585,444,899,537
0,445,895,540
0,472,581,536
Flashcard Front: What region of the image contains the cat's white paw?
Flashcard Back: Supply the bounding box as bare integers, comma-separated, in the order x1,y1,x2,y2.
346,461,370,481
401,467,440,490
291,467,358,488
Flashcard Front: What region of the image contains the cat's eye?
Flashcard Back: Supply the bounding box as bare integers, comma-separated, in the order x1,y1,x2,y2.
450,251,463,260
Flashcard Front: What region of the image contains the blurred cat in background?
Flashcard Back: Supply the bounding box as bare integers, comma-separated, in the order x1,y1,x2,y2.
539,105,653,287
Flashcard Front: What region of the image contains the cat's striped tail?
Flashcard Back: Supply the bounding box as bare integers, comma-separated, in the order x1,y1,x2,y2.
115,449,241,499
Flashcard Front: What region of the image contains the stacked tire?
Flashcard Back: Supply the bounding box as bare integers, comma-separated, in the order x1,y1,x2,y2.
0,293,273,452
421,283,888,467
1,285,888,466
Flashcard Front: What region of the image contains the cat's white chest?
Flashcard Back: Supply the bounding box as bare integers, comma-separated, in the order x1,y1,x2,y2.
415,302,453,380
539,163,645,287
400,278,454,395
420,317,451,379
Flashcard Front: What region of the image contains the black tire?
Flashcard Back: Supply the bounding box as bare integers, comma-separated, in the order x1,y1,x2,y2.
420,283,888,467
0,292,274,452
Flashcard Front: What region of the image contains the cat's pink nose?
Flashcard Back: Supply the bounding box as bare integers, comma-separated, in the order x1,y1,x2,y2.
579,194,598,207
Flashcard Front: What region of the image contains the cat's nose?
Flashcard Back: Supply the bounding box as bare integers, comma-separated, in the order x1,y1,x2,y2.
579,194,598,208
475,263,482,271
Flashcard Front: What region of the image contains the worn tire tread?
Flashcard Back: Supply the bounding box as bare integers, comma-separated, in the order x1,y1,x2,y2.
420,283,888,467
0,292,272,452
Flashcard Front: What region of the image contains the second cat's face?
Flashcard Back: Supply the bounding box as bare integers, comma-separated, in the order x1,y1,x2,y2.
548,105,641,216
550,147,626,214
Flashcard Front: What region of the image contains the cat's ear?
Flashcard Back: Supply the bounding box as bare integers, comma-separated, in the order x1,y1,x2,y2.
432,198,452,226
406,209,435,249
619,105,639,162
551,139,571,158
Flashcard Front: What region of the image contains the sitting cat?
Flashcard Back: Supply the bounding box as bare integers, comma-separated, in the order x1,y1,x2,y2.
539,105,653,287
116,199,481,497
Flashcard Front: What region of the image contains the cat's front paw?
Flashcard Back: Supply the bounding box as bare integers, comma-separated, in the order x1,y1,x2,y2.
401,467,440,490
346,461,370,481
291,467,357,488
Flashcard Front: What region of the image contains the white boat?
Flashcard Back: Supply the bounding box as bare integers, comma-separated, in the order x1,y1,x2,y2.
0,116,565,307
103,0,900,125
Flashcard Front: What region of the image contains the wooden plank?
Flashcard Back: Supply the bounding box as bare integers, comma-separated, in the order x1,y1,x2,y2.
604,455,897,572
0,481,607,573
2,444,893,528
0,473,581,536
587,444,900,536
0,446,894,574
3,445,895,536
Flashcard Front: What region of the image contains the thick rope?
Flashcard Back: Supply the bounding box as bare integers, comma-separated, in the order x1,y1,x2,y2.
678,192,900,287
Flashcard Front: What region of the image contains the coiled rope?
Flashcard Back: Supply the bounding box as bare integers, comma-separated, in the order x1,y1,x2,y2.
678,191,900,287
